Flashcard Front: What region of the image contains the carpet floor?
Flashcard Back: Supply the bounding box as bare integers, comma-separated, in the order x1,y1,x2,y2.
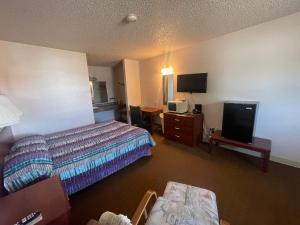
69,134,300,225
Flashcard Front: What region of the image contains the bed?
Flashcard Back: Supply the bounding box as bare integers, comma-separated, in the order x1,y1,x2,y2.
3,120,155,195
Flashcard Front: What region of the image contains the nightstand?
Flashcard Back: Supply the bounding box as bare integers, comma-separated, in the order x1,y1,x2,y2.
0,176,70,225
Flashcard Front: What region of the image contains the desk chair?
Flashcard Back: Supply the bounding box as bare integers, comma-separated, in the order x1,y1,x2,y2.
130,105,152,133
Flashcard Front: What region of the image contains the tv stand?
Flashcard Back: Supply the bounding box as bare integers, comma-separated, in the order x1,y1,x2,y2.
209,130,271,172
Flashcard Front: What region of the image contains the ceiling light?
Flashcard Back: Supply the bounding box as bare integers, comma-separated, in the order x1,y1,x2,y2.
126,14,137,23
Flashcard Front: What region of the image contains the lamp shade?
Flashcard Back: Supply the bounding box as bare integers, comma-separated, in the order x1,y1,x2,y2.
0,95,23,128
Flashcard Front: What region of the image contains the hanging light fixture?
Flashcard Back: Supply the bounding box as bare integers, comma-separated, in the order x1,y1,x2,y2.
161,66,174,76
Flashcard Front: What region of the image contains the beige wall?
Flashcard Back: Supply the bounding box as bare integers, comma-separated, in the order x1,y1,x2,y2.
139,12,300,166
0,40,94,139
124,59,142,107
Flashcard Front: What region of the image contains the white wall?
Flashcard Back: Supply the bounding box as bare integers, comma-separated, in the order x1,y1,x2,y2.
124,59,142,106
0,40,94,139
88,66,115,102
139,12,300,166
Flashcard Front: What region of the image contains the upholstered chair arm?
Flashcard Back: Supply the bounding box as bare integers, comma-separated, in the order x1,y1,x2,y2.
131,190,158,225
220,219,230,225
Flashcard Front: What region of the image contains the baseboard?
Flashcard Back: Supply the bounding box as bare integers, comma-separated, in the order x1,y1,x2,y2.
270,156,300,168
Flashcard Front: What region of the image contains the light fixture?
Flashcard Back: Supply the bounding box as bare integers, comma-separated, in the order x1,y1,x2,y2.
125,14,138,23
161,66,174,76
0,95,23,128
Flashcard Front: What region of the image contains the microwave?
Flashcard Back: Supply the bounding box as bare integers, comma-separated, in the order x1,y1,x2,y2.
168,100,188,114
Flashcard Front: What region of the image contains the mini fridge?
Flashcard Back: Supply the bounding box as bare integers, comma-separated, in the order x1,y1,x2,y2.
221,102,258,143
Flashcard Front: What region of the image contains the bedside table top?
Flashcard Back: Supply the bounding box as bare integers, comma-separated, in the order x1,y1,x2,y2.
0,176,70,225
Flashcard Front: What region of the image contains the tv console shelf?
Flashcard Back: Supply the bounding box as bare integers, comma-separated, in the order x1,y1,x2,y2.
209,130,271,172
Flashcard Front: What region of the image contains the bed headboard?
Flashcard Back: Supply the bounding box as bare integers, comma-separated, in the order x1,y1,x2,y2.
0,143,11,196
0,127,14,196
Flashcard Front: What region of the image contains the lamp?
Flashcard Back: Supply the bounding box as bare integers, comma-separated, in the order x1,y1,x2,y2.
161,66,174,76
0,95,23,128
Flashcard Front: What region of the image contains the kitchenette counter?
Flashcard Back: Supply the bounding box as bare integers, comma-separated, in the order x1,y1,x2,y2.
93,102,118,113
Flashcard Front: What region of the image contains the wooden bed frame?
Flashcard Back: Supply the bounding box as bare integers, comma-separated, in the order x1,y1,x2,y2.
131,190,230,225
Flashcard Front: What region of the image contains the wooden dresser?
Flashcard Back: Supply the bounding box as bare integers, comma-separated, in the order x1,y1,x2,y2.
164,112,203,147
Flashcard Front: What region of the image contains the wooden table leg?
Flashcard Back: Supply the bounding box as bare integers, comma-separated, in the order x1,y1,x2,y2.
215,141,219,147
262,152,270,172
150,114,156,134
208,137,213,153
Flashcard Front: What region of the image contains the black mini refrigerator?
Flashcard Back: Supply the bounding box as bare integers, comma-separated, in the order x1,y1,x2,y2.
221,102,258,143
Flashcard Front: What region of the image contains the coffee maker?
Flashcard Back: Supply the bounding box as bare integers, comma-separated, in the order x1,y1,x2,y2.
193,104,202,114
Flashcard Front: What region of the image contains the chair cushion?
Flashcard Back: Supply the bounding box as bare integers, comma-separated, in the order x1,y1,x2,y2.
146,197,219,225
145,181,219,225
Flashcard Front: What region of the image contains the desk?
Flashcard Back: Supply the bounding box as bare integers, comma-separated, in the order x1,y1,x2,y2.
141,107,163,116
141,107,163,132
209,130,271,172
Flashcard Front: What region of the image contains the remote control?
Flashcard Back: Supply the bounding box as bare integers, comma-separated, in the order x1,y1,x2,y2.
14,211,43,225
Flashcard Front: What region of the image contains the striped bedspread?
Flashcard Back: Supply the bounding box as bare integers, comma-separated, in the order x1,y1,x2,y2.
4,120,155,195
46,120,155,194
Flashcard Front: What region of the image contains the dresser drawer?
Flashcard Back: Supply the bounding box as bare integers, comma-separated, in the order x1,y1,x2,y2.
164,123,191,134
164,113,194,127
164,130,194,146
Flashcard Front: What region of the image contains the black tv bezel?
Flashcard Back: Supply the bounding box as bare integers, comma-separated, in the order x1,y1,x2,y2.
177,73,207,93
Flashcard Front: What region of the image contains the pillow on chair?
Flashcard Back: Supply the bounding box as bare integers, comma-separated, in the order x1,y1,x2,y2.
98,212,132,225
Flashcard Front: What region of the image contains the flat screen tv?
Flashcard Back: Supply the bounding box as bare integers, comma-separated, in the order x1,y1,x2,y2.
177,73,207,93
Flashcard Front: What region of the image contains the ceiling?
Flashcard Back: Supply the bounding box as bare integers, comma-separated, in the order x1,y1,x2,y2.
0,0,300,66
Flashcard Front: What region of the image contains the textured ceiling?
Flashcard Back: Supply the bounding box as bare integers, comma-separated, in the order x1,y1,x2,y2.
0,0,300,65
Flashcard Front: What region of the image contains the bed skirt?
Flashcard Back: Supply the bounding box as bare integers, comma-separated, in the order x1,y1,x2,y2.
61,144,152,195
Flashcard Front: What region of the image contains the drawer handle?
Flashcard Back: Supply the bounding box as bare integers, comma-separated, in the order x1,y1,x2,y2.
175,134,180,138
174,127,180,130
174,119,180,122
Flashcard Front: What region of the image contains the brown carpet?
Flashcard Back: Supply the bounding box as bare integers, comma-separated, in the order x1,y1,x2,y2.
69,134,300,225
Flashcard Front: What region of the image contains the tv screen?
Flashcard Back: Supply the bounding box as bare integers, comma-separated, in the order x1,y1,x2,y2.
177,73,207,93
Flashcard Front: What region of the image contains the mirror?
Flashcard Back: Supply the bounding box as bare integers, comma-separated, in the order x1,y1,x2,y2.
90,78,108,104
163,75,174,105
